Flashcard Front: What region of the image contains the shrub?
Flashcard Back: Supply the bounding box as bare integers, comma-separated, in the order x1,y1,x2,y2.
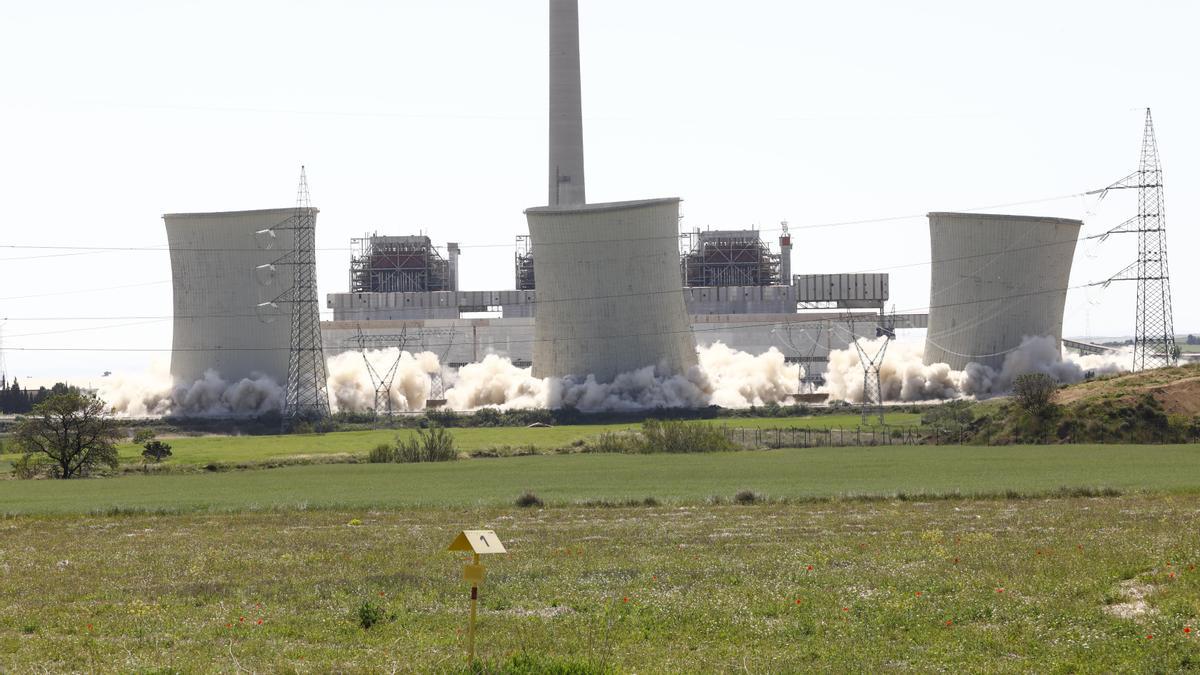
734,489,760,505
141,439,173,463
1013,373,1057,415
515,491,544,508
367,443,395,463
394,424,457,463
13,453,50,480
639,420,737,454
356,600,393,629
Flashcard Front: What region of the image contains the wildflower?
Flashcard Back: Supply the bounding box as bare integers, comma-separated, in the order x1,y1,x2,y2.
623,597,629,603
1170,573,1176,579
87,624,93,631
806,565,813,571
257,619,263,625
996,588,1004,593
842,607,849,612
915,592,922,597
1186,627,1193,634
1147,634,1154,640
239,617,245,623
379,592,385,597
795,598,802,605
945,620,953,626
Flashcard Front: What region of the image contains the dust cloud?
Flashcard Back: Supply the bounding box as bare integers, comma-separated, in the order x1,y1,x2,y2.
823,335,1130,403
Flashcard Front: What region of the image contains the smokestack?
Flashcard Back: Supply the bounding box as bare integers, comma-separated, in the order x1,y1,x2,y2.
447,242,460,291
548,0,586,207
778,222,792,284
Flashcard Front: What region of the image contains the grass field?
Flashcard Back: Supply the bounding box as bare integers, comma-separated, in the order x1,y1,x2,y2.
3,496,1200,671
0,412,922,470
3,444,1200,515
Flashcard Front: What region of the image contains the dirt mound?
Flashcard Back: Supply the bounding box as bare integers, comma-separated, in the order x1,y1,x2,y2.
1055,363,1200,416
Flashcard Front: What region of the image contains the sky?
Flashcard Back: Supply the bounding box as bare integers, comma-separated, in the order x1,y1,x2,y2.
0,0,1197,384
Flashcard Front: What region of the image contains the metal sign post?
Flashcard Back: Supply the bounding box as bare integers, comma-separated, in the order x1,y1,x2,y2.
447,530,506,664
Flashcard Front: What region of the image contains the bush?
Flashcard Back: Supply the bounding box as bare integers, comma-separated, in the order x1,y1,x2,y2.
1013,373,1057,415
639,420,737,454
141,440,173,463
367,443,394,463
356,600,393,630
515,491,544,508
13,453,50,480
393,424,457,463
734,489,760,505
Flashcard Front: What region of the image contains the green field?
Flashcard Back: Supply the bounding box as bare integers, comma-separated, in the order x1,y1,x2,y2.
3,496,1199,671
3,444,1199,515
1,412,921,470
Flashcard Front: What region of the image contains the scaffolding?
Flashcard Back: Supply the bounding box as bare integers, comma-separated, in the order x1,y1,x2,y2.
680,228,781,287
349,234,453,293
515,235,535,290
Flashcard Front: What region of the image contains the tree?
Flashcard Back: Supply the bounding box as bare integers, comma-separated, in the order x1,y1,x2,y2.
13,392,122,479
135,430,173,463
1012,373,1057,415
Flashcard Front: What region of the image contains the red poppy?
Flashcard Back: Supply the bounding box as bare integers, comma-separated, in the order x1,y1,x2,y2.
87,624,93,631
807,565,813,571
652,576,657,581
1170,573,1176,579
1147,634,1154,640
239,617,245,623
795,598,802,605
257,619,263,625
915,592,922,597
379,592,385,597
842,607,849,612
945,620,953,626
226,623,232,628
1186,627,1193,634
623,597,629,603
996,588,1004,593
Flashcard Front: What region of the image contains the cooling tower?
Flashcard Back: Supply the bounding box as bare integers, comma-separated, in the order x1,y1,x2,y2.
526,198,698,381
923,212,1081,371
164,208,306,386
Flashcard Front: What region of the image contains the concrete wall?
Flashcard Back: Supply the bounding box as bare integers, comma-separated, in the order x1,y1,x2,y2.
923,212,1081,370
525,198,698,381
165,208,304,385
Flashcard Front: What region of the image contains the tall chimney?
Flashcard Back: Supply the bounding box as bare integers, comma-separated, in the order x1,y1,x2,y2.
548,0,586,207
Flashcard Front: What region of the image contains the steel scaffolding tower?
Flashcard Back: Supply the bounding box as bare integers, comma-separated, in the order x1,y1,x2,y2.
1095,109,1178,371
284,166,331,420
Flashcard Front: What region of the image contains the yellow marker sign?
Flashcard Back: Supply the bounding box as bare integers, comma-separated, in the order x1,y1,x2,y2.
447,529,507,555
447,529,506,664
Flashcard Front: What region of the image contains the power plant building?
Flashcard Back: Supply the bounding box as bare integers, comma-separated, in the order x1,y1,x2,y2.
923,212,1081,371
164,208,304,386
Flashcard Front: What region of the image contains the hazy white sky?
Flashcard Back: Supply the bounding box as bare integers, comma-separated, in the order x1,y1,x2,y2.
1,0,1197,381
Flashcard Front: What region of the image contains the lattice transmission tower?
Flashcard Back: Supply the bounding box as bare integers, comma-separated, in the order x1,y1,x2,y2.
283,166,331,420
849,309,895,426
1095,109,1177,371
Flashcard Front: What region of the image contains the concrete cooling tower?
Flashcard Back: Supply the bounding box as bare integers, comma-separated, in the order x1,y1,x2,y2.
923,212,1081,371
164,208,305,386
526,198,699,382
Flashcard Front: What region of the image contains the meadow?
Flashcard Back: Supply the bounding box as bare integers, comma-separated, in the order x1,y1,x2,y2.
2,496,1199,672
3,444,1200,515
0,412,922,470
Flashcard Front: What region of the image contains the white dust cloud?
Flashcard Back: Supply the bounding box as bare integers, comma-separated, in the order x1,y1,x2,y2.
101,342,803,416
444,343,801,412
325,348,440,413
823,335,1130,403
98,364,282,417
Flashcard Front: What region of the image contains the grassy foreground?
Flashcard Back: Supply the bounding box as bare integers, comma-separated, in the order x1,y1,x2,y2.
3,444,1200,515
3,496,1200,671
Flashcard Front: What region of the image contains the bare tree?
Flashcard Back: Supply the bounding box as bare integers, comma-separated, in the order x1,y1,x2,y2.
14,392,122,479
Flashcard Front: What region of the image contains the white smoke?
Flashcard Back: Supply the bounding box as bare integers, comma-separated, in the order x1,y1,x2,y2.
98,365,283,417
823,335,1130,403
325,348,440,413
443,343,801,412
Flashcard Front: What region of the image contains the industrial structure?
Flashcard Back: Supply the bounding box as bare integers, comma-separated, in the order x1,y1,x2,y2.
1094,108,1178,371
164,208,299,387
282,167,330,420
922,212,1082,371
680,228,783,287
349,234,459,294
